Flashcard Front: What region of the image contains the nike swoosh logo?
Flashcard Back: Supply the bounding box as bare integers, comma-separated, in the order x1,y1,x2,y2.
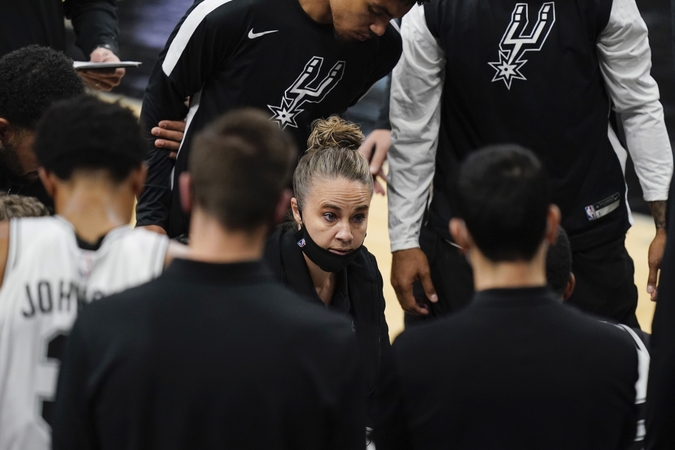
248,28,279,39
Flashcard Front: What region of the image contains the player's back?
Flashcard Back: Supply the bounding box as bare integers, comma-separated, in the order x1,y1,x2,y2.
52,259,365,450
0,216,169,450
380,288,639,450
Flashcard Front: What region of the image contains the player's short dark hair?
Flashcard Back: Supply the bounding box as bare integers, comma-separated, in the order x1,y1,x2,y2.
33,95,147,182
546,226,572,297
189,108,297,230
455,144,551,262
0,195,49,220
0,45,85,130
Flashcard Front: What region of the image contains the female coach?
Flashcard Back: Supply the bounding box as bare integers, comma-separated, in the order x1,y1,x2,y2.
264,116,391,427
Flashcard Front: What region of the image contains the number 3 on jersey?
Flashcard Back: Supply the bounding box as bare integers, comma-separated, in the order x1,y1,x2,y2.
37,331,68,430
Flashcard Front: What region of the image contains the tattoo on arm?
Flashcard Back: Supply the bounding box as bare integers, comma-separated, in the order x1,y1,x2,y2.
649,201,667,229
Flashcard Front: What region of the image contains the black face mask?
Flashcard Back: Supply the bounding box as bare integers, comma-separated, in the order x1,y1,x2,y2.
294,225,361,273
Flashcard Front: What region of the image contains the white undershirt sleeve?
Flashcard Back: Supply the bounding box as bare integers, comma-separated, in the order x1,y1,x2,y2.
597,0,673,202
388,4,446,252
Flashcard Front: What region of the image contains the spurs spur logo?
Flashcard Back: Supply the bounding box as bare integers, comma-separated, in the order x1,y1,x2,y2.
488,2,556,89
268,56,345,129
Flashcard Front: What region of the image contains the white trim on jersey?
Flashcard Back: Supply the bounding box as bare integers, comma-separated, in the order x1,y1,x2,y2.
170,89,202,190
162,0,236,76
613,323,649,442
607,125,635,227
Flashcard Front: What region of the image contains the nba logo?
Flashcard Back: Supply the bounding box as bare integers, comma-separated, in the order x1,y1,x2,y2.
585,205,596,221
297,238,306,248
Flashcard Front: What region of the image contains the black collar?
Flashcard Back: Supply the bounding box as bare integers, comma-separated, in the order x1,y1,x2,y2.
473,286,559,308
164,258,274,284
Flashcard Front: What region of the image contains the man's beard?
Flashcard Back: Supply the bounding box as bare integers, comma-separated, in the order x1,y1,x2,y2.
0,143,32,185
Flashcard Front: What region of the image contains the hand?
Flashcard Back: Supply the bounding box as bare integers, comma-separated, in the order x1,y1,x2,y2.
358,129,390,195
648,227,667,301
391,248,438,315
138,225,168,236
77,47,125,91
152,120,186,159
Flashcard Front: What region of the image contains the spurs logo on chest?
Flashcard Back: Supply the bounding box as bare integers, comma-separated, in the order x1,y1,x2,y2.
268,56,346,129
488,2,556,89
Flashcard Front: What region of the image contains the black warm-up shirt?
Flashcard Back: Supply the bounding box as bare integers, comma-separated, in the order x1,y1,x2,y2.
136,0,402,237
374,287,640,450
388,0,672,253
52,259,365,450
0,0,119,58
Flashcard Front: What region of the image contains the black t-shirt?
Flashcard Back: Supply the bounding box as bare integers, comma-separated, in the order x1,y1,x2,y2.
0,0,119,58
374,287,639,450
52,259,365,450
136,0,402,236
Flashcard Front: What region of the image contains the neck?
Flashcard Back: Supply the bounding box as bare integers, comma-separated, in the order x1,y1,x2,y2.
303,253,335,305
54,178,134,243
297,0,333,23
470,245,548,292
187,208,266,264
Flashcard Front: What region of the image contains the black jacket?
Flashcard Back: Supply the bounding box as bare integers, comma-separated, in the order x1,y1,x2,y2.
264,226,392,426
135,0,401,236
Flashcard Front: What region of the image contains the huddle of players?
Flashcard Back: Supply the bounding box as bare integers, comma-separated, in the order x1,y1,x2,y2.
0,0,671,444
0,44,652,450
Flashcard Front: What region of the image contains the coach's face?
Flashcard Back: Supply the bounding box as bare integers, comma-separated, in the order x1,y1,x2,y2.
293,177,370,253
330,0,410,41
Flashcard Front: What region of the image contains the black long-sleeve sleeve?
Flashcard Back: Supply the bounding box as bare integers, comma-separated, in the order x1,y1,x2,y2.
64,0,119,56
646,177,675,449
135,2,244,229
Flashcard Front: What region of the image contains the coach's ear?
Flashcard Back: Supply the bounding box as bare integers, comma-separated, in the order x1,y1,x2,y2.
38,167,57,199
179,172,192,214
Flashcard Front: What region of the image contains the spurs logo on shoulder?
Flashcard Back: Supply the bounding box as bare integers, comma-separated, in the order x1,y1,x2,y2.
268,56,345,129
488,2,556,89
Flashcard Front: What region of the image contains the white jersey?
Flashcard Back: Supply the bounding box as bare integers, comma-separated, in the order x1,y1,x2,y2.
0,216,169,450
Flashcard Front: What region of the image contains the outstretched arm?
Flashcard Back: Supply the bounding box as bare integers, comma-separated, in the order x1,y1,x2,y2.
596,0,673,301
388,4,444,315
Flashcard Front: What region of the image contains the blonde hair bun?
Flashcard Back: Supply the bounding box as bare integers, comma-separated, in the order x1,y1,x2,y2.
307,115,364,152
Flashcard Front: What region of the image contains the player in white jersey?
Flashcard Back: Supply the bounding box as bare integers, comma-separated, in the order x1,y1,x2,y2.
0,95,184,450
